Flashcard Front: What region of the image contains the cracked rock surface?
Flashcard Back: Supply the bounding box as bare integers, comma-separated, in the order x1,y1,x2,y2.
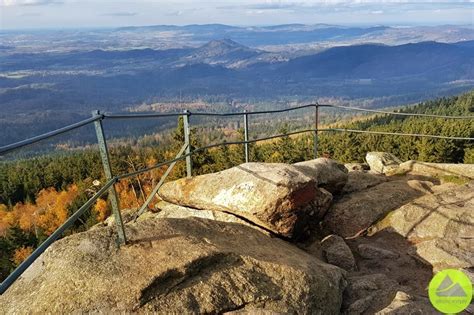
0,217,346,314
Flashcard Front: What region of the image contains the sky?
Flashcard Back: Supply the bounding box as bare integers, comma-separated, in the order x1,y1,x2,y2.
0,0,473,30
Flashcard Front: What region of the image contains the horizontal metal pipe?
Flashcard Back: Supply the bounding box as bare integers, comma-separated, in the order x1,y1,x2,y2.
326,104,474,120
190,104,318,116
320,128,474,140
103,112,184,119
0,178,115,295
0,116,101,156
4,103,472,156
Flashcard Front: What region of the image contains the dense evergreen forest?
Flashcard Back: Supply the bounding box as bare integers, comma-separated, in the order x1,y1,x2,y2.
0,90,473,281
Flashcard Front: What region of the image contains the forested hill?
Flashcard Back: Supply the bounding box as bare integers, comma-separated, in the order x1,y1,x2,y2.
0,91,473,282
318,90,474,163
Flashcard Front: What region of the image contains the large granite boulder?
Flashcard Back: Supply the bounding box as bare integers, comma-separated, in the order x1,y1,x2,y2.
366,152,402,174
369,181,474,271
158,163,321,238
323,180,429,238
0,218,346,314
293,158,349,194
151,200,270,234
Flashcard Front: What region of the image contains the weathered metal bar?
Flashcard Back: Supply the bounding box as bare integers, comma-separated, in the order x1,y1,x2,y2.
0,178,115,295
0,116,100,155
134,143,188,220
243,110,250,163
92,110,127,245
314,105,319,159
183,110,192,178
104,112,183,119
319,128,474,140
327,104,473,119
190,104,318,116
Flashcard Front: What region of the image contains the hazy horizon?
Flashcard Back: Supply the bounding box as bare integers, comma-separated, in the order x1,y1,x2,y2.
1,0,473,30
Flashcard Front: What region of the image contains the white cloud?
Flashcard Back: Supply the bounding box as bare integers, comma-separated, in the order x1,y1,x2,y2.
1,0,61,6
101,11,137,17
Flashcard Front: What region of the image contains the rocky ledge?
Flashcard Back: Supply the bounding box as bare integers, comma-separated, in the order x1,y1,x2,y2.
1,153,472,314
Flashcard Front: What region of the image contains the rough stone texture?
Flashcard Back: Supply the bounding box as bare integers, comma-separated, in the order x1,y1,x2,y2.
357,244,399,259
342,171,388,194
101,208,136,227
321,235,356,271
158,163,319,238
375,291,436,315
312,187,333,220
346,231,434,303
293,158,349,194
0,218,346,314
366,152,402,174
152,200,270,235
342,274,398,315
344,163,370,172
398,160,474,179
370,182,474,271
323,180,428,238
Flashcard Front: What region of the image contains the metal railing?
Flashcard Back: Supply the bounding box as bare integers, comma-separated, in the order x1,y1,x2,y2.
0,103,473,294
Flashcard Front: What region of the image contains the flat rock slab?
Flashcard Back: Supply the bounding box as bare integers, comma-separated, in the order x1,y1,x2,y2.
158,163,318,238
370,182,474,271
398,160,474,179
0,218,346,314
323,179,428,238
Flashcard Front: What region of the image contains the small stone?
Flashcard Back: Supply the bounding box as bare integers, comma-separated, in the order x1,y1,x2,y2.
321,235,356,271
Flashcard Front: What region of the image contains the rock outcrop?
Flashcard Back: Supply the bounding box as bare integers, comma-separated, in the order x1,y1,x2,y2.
2,153,472,314
158,162,322,238
0,218,346,314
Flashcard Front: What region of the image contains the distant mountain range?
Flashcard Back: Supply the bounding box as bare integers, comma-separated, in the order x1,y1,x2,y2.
0,24,473,144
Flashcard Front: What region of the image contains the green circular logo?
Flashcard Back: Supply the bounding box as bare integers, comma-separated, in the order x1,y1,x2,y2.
429,269,472,314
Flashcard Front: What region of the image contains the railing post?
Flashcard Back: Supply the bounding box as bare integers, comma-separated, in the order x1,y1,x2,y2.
183,110,192,178
92,110,126,245
243,110,250,163
314,105,319,159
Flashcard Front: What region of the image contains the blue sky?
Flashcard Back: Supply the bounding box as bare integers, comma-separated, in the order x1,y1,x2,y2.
1,0,473,30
